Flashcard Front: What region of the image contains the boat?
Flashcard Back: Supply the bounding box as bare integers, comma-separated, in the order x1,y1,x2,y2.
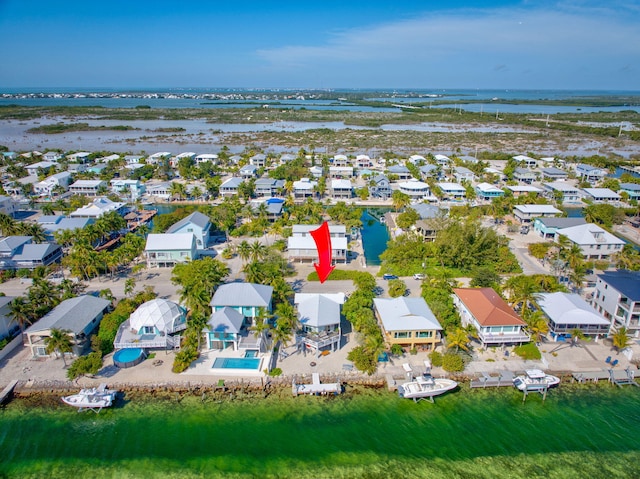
61,383,118,413
397,375,458,402
513,369,560,391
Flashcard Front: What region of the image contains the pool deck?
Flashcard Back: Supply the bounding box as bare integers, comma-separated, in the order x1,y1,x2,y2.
190,350,271,378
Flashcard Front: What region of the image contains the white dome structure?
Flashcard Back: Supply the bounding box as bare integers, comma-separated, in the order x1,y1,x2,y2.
129,299,186,335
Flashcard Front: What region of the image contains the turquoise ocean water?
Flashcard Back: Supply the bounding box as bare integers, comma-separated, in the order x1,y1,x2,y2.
1,385,639,478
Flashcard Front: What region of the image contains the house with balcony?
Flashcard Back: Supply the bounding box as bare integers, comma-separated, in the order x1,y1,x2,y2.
287,224,348,263
554,223,625,260
619,183,640,201
292,178,317,198
166,211,211,249
25,161,57,176
171,152,196,167
355,154,372,168
408,154,427,165
533,217,586,239
239,164,258,179
66,151,91,163
370,174,391,199
207,283,273,351
374,297,442,351
398,180,432,200
220,177,243,197
387,165,413,181
513,167,537,184
453,166,475,183
331,154,350,167
591,270,640,338
113,298,187,350
581,188,621,204
147,152,172,165
110,179,146,200
249,153,267,168
452,287,529,347
541,168,569,181
537,292,611,341
145,181,171,200
434,154,451,167
330,179,353,199
576,163,607,183
69,197,127,219
475,182,505,201
145,233,198,267
513,204,562,223
34,172,72,197
295,293,345,356
506,185,543,197
37,215,93,242
329,166,354,178
0,236,62,271
543,182,580,202
436,182,466,200
24,295,111,358
254,178,283,197
513,155,538,168
43,151,62,162
309,166,323,178
195,153,219,165
420,164,439,180
69,179,107,197
279,153,295,164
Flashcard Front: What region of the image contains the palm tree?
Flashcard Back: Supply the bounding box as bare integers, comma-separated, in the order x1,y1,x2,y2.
9,297,35,333
124,277,136,297
236,240,251,263
44,328,73,367
570,328,587,347
186,312,208,350
446,327,470,352
40,203,55,216
391,190,410,212
525,310,549,344
613,244,640,271
611,327,631,354
169,181,187,201
0,212,18,236
249,241,267,263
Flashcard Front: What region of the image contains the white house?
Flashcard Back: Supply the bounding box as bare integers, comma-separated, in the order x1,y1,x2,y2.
166,211,211,249
537,292,611,341
513,205,562,223
581,188,621,204
34,172,72,197
288,224,348,263
555,223,625,260
295,293,345,356
591,270,640,338
69,197,127,219
292,178,317,198
0,195,17,216
398,180,431,200
145,233,198,268
69,179,107,197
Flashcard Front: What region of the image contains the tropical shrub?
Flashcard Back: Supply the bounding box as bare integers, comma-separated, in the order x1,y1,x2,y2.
429,350,443,367
442,352,464,372
347,345,378,375
67,352,103,380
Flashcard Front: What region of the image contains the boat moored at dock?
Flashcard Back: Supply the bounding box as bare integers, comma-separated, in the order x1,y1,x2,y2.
513,369,560,391
397,375,458,402
61,384,118,413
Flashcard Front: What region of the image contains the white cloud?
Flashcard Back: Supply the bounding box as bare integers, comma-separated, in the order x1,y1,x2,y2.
255,4,640,88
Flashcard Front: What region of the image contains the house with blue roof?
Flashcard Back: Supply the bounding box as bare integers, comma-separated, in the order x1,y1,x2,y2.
0,236,62,270
166,211,212,249
576,163,607,183
220,177,243,197
475,182,505,201
619,183,640,201
591,270,640,338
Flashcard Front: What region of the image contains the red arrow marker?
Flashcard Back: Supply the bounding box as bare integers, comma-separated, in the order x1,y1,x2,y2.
310,221,335,283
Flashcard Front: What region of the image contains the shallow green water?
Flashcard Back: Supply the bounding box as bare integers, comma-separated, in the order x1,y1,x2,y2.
1,385,640,478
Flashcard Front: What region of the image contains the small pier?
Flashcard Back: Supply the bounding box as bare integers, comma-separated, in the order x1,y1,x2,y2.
0,380,19,405
292,373,341,396
609,368,639,388
573,368,639,386
469,370,515,388
522,383,549,403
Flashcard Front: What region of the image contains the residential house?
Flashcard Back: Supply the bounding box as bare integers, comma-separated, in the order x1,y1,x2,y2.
195,153,218,164
288,224,348,263
543,182,580,202
292,178,317,199
541,168,569,181
387,165,413,181
37,215,93,242
145,233,198,267
581,188,621,204
475,182,504,201
0,296,18,341
513,167,537,184
147,152,172,165
355,154,372,168
533,217,586,239
96,154,120,163
554,223,625,260
34,172,72,197
576,163,607,183
145,181,172,200
124,155,143,165
69,197,127,219
279,153,296,164
330,179,352,199
374,297,443,351
453,166,475,183
220,177,243,197
42,151,62,162
254,178,283,197
87,163,108,175
66,152,91,163
295,293,345,356
0,236,62,271
619,183,640,201
513,155,538,168
249,153,267,168
172,152,196,167
420,164,439,179
436,182,466,200
513,204,562,223
25,161,57,176
452,287,529,347
408,154,427,165
113,298,187,350
506,185,543,197
329,166,354,178
24,295,111,358
434,154,451,167
166,211,211,249
69,179,107,197
249,199,284,222
0,195,16,216
110,179,146,200
398,180,431,200
591,270,640,338
370,174,391,199
239,164,258,179
309,166,324,178
208,283,274,351
332,154,350,167
537,292,611,341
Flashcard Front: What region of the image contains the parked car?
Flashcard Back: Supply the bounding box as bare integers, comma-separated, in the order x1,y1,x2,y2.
413,273,425,280
382,274,398,280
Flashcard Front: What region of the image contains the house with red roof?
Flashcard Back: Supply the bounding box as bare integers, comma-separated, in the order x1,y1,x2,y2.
452,288,529,347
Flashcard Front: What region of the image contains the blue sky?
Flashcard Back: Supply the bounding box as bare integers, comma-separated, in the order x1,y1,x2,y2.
0,0,638,90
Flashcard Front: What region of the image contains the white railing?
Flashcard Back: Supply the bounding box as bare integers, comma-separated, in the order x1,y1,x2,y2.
479,332,531,345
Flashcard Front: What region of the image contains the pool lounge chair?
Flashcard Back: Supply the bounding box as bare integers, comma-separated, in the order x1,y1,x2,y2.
605,356,611,364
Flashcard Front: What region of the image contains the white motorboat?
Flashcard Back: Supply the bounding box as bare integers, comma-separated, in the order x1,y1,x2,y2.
513,369,560,391
397,375,458,402
61,383,117,412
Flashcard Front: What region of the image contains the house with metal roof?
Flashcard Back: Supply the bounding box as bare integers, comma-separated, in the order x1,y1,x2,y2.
69,197,127,219
288,224,348,263
436,182,466,200
220,177,243,197
398,180,432,200
145,233,198,267
374,297,442,351
513,204,562,223
505,185,543,197
330,179,353,199
453,166,475,183
475,182,505,201
513,167,537,184
543,182,580,202
249,153,267,167
329,166,355,178
24,295,111,358
387,165,413,181
513,155,538,168
25,161,57,176
295,293,345,356
591,270,640,338
619,183,640,200
576,163,607,183
254,178,284,197
239,164,258,178
581,188,621,203
537,292,611,341
0,236,62,271
452,288,529,347
34,172,72,197
166,211,211,249
292,178,317,198
533,217,586,239
206,306,246,351
69,179,107,197
370,174,391,199
541,168,569,181
555,223,625,260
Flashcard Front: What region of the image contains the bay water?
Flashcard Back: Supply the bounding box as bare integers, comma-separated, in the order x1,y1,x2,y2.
2,384,639,478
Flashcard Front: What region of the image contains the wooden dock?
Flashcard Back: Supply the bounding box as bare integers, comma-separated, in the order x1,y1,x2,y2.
469,370,515,388
0,380,19,405
292,373,341,396
572,368,639,386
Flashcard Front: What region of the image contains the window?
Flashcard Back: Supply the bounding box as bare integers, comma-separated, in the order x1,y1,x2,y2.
416,331,433,338
394,332,409,339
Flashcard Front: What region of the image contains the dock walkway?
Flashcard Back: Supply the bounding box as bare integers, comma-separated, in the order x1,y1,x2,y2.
292,373,341,396
0,380,19,405
469,371,515,388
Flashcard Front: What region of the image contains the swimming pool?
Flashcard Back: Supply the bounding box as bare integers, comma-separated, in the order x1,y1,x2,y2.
113,348,146,368
212,357,261,369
